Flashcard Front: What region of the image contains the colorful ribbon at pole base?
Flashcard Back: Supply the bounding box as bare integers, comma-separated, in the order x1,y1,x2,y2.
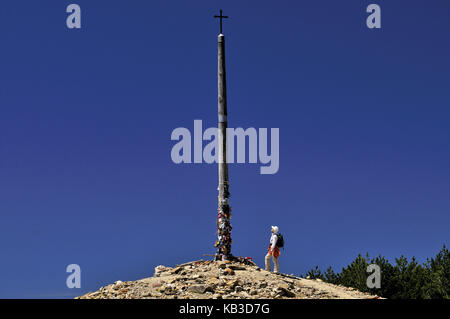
215,198,232,261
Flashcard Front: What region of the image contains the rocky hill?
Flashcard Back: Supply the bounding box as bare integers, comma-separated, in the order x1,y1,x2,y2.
76,259,381,299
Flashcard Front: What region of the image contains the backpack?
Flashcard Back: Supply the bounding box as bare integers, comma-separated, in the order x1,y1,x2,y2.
276,233,284,248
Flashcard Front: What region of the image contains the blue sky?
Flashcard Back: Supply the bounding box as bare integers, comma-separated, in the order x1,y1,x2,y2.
0,0,449,298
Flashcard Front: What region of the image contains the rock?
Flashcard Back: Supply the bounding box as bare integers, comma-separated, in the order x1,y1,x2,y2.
206,278,221,288
205,285,215,293
278,283,291,290
76,259,378,300
188,284,207,294
224,268,235,275
216,262,227,269
227,279,241,289
170,267,184,274
163,286,177,295
229,265,247,271
258,282,268,289
215,289,227,294
241,292,251,298
276,286,296,298
154,265,172,277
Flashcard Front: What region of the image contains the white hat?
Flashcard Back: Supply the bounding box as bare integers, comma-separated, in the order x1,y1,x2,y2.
271,226,279,233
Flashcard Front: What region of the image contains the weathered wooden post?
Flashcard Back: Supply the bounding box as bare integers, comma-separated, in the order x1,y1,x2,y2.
214,10,232,261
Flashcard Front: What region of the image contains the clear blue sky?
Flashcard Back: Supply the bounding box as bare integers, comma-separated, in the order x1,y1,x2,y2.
0,0,449,298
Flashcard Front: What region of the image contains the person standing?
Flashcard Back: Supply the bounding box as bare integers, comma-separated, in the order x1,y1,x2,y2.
265,226,281,273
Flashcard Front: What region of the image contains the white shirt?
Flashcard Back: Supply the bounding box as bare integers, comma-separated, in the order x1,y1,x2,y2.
270,233,278,251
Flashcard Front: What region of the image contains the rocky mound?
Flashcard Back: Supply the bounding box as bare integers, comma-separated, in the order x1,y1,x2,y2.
76,259,381,299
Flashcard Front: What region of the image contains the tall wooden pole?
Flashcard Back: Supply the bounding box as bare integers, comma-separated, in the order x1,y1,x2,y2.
215,31,232,261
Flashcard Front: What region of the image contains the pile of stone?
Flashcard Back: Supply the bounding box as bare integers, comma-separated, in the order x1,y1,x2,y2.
76,259,380,299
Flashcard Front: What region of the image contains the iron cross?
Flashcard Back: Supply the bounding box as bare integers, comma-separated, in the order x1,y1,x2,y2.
214,9,228,34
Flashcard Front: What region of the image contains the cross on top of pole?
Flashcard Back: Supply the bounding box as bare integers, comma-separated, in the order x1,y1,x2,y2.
214,9,228,34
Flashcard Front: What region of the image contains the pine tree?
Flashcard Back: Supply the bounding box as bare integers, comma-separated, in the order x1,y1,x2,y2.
303,244,449,299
